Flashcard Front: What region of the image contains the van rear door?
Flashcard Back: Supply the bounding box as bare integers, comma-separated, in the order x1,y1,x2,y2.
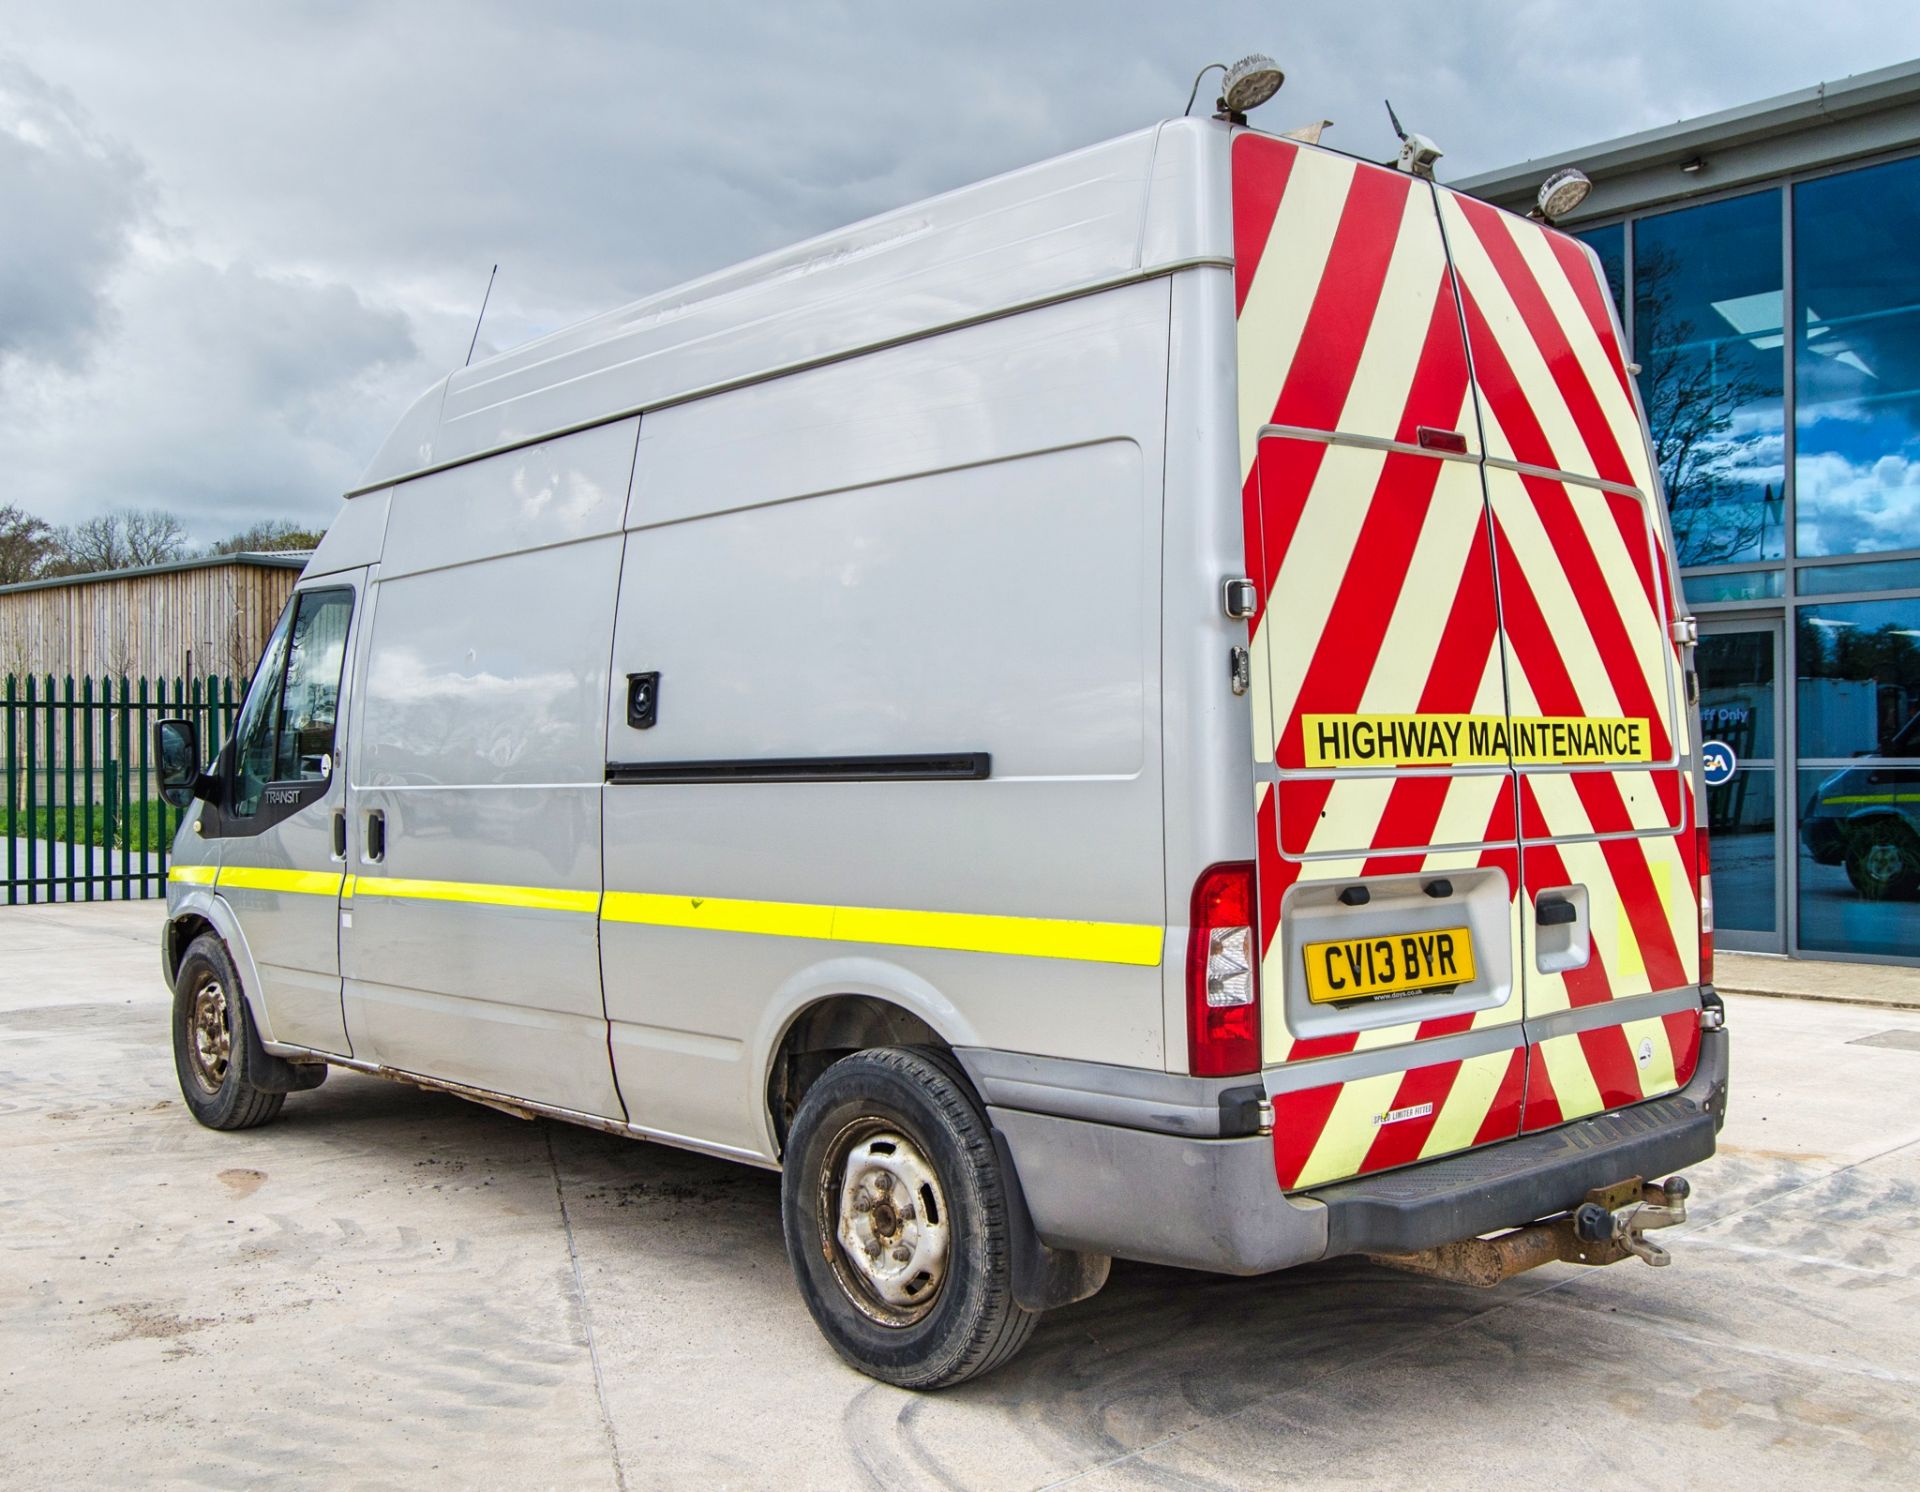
1233,135,1529,1192
1434,189,1704,1131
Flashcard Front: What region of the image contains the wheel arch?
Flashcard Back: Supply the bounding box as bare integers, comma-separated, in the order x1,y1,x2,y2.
164,891,278,1044
758,957,980,1158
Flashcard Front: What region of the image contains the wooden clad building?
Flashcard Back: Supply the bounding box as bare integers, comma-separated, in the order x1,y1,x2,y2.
0,553,308,682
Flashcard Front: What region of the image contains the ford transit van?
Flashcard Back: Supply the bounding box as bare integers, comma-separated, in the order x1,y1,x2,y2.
156,117,1728,1388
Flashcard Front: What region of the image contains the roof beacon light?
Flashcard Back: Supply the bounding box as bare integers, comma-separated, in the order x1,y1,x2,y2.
1187,53,1284,124
1537,166,1593,222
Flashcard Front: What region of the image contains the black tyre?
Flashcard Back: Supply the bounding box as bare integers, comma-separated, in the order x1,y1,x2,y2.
1843,818,1920,900
172,933,286,1131
780,1046,1038,1388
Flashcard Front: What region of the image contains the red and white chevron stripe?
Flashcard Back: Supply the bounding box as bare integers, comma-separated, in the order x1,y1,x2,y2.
1233,134,1702,1191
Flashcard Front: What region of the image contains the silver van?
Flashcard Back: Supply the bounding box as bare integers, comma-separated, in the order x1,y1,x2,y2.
158,113,1728,1387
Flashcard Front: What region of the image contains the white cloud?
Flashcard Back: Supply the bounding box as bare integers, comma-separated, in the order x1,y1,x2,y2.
1795,447,1920,556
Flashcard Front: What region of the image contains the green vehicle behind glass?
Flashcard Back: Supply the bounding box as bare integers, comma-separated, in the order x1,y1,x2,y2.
1801,710,1920,899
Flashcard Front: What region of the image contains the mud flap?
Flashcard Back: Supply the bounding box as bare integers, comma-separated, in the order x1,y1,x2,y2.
991,1129,1110,1312
243,1012,330,1094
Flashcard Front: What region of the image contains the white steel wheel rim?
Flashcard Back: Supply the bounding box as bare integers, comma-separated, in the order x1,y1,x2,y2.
188,977,233,1094
822,1123,952,1326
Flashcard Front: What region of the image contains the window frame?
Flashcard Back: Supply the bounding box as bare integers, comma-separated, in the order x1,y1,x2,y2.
214,584,356,831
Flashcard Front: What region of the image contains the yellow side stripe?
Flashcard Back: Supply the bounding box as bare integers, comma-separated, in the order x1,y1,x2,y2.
167,865,218,886
177,864,1161,967
351,876,601,914
216,866,348,897
1821,794,1920,806
600,891,1164,967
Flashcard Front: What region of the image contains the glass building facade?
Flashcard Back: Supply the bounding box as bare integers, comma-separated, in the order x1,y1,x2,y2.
1573,150,1920,964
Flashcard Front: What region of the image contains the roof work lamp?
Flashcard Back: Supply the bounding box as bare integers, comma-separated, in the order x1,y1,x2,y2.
1186,53,1285,124
1537,166,1594,221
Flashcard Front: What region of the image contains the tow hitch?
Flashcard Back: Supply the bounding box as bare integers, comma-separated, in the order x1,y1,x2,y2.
1366,1176,1691,1288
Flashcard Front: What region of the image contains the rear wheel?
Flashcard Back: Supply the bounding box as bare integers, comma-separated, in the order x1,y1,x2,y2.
172,934,286,1131
1844,819,1920,900
780,1046,1038,1388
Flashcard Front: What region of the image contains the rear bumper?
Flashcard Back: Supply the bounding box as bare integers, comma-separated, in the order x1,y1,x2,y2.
986,1027,1728,1276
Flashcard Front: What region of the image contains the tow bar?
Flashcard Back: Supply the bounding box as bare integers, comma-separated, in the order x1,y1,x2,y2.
1365,1176,1691,1288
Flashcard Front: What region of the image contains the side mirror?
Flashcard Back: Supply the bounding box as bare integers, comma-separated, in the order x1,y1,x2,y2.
154,718,207,809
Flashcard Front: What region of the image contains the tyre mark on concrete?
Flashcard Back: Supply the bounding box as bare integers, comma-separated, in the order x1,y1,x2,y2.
549,1122,630,1492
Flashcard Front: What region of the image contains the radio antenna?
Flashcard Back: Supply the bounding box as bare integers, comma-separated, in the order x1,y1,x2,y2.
464,263,498,367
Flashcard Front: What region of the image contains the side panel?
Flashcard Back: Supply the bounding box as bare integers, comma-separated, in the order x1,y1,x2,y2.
1436,188,1702,1131
341,420,637,1120
1232,133,1525,1191
600,285,1170,1158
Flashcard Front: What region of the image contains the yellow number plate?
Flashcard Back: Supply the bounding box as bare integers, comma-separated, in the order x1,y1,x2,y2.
1303,926,1475,1005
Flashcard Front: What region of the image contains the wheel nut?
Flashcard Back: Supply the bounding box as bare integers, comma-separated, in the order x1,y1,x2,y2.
852,1193,873,1212
865,1238,883,1259
874,1173,892,1193
898,1202,914,1222
891,1245,911,1263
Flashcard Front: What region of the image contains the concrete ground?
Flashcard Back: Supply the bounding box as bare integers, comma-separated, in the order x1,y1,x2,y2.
2,902,1917,1491
1718,949,1920,1011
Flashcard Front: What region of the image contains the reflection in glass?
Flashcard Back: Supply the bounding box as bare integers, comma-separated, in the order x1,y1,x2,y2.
1696,629,1776,758
1796,556,1920,596
1795,156,1920,558
1682,569,1784,604
1795,598,1920,758
1706,768,1776,933
1575,222,1626,323
1798,769,1920,955
1634,191,1785,568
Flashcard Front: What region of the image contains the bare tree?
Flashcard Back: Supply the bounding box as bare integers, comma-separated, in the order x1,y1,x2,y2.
1634,245,1776,567
46,507,190,575
0,503,60,584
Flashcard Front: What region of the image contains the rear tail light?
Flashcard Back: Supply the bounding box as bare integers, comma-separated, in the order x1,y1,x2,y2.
1187,862,1261,1077
1696,825,1714,987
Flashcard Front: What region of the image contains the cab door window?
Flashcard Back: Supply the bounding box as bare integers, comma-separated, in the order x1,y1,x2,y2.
230,588,353,817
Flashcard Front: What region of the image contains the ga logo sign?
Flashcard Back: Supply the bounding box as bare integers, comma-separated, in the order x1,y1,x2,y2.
1701,740,1737,787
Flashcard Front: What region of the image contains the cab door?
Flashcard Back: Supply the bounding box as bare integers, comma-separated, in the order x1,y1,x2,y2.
1435,188,1704,1130
1232,134,1528,1193
201,576,362,1054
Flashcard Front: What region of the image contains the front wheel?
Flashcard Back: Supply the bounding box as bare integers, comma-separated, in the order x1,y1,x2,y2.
1844,818,1920,900
172,933,287,1131
780,1047,1038,1388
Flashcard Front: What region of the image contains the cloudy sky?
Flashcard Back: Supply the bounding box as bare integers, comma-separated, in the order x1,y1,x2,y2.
3,1,1918,543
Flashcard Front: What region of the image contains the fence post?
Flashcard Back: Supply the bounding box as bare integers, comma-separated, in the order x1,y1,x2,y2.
81,675,95,902
5,674,15,907
24,676,36,903
44,674,57,904
63,673,76,904
119,678,133,902
138,677,152,897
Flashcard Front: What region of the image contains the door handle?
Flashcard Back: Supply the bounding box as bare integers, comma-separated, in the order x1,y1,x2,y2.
365,809,386,863
331,809,347,860
1537,897,1578,926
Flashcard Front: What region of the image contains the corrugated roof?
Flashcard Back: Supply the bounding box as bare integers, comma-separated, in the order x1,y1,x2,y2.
0,550,311,599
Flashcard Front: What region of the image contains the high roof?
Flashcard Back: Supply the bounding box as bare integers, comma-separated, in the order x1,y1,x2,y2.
354,117,1236,494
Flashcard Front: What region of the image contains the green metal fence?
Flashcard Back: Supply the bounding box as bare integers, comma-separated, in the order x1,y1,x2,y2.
3,675,239,904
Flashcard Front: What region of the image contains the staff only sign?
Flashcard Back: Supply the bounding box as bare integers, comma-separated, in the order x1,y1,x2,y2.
1302,713,1654,768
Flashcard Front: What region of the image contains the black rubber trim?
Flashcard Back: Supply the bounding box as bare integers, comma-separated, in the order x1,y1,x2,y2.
1311,1027,1728,1258
1217,1083,1268,1138
606,752,990,785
